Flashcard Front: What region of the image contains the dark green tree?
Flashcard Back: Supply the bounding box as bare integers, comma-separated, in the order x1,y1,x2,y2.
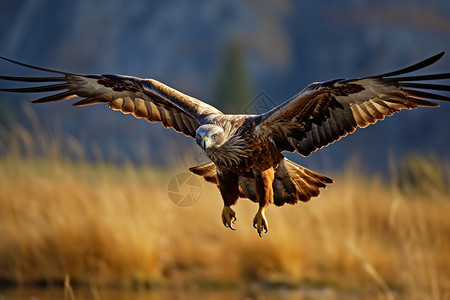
211,39,253,114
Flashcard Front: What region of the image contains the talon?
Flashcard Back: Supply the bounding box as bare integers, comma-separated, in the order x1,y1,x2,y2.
221,206,237,231
252,208,269,237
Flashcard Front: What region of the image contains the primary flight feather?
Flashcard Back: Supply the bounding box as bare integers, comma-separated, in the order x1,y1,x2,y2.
1,53,449,236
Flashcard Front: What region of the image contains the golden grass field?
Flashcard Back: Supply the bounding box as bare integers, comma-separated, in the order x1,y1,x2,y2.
0,124,449,300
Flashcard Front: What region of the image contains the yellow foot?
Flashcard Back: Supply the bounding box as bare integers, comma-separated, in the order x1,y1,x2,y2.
253,208,268,237
221,206,237,230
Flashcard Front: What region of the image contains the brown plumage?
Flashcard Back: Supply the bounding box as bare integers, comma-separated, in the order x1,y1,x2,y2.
1,53,449,236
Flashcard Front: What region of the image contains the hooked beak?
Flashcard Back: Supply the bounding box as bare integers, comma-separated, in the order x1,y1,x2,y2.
202,136,209,150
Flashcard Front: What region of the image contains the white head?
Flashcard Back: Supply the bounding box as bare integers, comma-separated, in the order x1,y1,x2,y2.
195,124,226,151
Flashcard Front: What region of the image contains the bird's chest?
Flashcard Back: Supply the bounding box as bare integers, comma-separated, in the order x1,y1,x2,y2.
247,139,283,171
206,135,281,175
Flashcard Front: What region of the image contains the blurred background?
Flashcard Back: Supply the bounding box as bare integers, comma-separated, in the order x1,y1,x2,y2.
0,0,449,174
1,1,450,299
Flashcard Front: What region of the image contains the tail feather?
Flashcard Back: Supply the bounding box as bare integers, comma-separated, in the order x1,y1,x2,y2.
273,159,333,205
189,158,333,206
188,163,218,185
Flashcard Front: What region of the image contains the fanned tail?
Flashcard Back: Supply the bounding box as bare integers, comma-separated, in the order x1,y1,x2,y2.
189,163,218,185
271,159,334,205
189,158,333,206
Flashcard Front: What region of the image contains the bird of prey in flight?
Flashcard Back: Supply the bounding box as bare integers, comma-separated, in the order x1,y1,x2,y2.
0,53,449,236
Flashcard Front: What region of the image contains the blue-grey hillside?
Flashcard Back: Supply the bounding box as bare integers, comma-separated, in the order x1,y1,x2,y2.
0,0,449,173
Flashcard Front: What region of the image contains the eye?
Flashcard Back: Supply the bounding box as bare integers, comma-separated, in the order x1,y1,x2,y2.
197,134,201,139
212,133,218,139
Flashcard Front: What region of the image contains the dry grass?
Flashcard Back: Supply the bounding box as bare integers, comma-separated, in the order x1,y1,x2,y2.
0,124,449,299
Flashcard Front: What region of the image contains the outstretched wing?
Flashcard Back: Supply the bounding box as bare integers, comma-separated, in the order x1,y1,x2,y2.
257,52,450,156
0,57,222,138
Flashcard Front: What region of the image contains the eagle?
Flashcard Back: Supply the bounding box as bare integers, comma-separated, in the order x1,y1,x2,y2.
0,53,449,236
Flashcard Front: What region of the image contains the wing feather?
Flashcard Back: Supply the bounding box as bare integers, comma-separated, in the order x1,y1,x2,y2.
32,91,78,103
258,52,449,156
0,57,223,138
